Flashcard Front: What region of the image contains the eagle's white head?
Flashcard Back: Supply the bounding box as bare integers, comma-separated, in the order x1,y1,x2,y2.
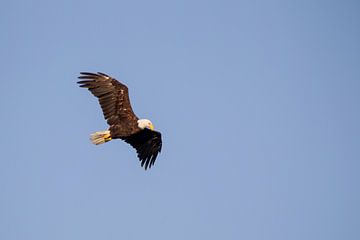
137,119,154,131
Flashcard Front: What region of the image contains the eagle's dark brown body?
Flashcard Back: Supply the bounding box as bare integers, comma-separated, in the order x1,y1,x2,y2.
77,72,162,170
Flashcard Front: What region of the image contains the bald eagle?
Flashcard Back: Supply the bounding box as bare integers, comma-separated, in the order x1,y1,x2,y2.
77,72,162,170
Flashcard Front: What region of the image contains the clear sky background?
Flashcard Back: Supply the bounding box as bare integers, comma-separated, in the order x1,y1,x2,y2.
1,0,359,239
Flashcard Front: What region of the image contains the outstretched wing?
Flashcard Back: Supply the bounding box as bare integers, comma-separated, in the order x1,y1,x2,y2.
122,129,162,170
77,72,138,126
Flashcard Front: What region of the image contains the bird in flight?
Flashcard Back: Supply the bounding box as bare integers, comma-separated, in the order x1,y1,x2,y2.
77,72,162,170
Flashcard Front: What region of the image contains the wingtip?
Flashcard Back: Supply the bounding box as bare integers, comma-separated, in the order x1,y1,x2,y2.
80,72,98,75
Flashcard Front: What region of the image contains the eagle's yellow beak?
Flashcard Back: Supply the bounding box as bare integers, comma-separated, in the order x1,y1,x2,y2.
149,123,155,131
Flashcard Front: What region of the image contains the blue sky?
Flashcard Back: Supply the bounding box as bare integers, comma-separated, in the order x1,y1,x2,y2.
1,0,359,239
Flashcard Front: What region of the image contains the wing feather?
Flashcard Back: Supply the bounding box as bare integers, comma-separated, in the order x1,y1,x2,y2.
122,129,162,170
77,72,138,126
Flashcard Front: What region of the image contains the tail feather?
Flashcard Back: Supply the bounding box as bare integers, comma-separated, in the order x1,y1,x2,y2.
90,130,112,145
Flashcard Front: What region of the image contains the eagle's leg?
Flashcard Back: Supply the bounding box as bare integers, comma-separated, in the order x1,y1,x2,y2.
104,134,112,142
90,130,112,145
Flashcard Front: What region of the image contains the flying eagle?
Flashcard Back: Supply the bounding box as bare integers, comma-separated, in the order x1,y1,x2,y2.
77,72,162,170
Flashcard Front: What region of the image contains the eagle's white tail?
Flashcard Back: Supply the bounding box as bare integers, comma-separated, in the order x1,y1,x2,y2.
90,130,112,145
